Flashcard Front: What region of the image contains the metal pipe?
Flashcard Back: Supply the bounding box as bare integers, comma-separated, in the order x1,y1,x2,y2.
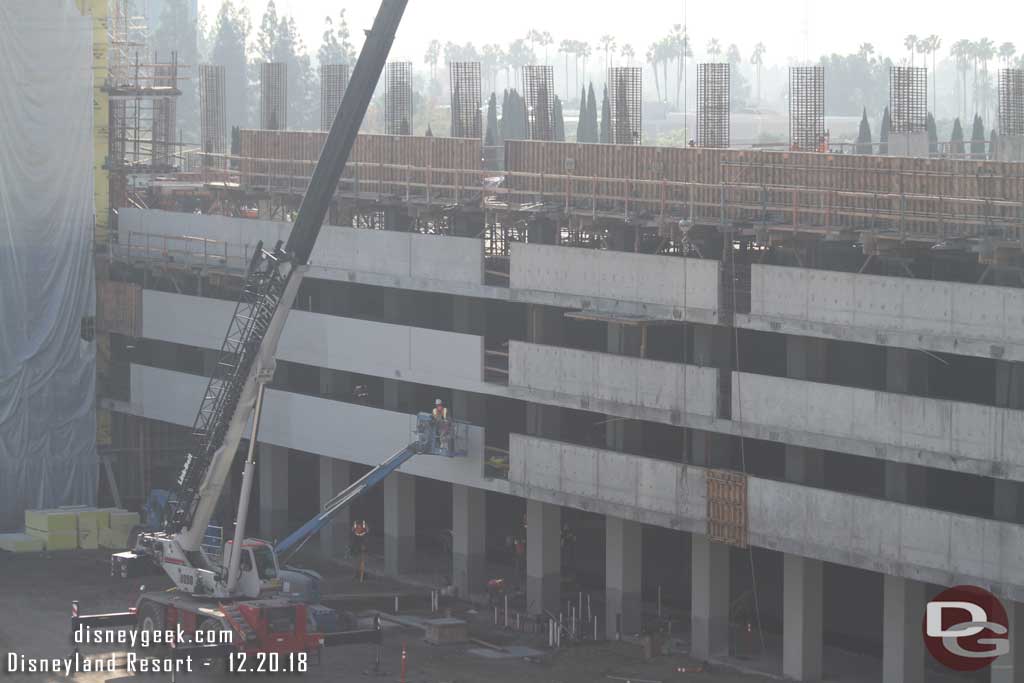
226,380,267,593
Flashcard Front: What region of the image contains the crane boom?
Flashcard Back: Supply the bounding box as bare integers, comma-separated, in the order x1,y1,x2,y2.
166,0,409,555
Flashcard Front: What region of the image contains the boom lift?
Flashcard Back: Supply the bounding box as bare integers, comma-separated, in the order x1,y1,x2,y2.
79,0,418,659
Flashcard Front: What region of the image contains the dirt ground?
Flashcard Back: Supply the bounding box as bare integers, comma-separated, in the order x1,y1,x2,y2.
0,550,769,683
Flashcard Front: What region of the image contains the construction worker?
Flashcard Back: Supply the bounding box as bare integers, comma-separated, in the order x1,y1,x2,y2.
352,520,369,582
432,399,450,451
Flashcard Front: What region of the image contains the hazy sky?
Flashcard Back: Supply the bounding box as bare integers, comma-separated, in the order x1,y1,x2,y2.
200,1,1022,67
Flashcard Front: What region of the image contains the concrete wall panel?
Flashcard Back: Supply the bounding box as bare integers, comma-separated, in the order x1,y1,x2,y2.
734,372,1024,480
141,290,484,388
128,365,500,492
120,209,484,287
750,264,1024,350
510,243,719,314
509,342,718,418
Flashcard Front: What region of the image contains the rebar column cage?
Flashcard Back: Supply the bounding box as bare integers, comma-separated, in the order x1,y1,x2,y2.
320,64,351,132
260,62,288,130
385,61,414,135
607,67,642,145
449,62,482,138
522,65,555,141
789,66,825,151
889,66,927,133
199,64,226,155
696,63,730,148
998,68,1024,136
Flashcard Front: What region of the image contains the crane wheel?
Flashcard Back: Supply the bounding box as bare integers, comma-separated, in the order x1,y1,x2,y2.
137,601,165,637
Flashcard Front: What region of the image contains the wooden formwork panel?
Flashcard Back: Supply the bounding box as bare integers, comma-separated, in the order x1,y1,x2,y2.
96,281,142,337
239,130,482,200
706,469,748,549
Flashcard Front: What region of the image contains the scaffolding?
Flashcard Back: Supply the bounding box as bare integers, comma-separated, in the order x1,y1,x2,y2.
607,67,642,145
260,63,288,130
522,65,555,141
890,66,927,133
449,61,482,139
385,61,413,135
199,64,226,155
697,63,730,148
105,0,184,213
999,68,1024,137
789,66,825,151
321,64,350,132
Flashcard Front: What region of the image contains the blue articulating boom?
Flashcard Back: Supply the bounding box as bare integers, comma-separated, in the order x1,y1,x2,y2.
276,413,468,565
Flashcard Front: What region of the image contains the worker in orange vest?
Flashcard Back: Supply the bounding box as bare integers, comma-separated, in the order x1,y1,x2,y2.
352,520,369,582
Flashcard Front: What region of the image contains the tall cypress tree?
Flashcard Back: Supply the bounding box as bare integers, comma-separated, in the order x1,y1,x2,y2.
553,96,566,142
970,114,986,157
991,129,1000,161
856,108,872,154
485,92,499,146
926,113,938,155
586,83,598,143
599,85,611,143
879,107,891,155
499,89,510,141
577,87,590,142
950,117,965,155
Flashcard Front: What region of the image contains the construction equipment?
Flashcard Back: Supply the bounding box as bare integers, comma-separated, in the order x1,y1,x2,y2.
77,0,410,660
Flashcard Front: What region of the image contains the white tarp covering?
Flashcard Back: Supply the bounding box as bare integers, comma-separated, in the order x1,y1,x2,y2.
0,2,97,529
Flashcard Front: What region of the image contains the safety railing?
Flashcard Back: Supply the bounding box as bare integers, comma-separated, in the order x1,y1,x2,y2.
112,231,253,274
483,342,510,385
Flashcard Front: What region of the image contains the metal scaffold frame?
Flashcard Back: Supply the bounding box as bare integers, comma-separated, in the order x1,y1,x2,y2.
449,61,482,139
260,62,288,131
523,65,555,141
697,63,730,148
385,61,413,135
199,64,227,155
998,68,1024,136
320,64,351,132
607,67,642,145
789,66,825,151
890,66,928,133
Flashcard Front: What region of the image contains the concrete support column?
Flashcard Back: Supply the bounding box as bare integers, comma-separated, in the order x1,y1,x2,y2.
258,445,289,541
319,458,350,558
605,517,642,638
452,389,484,426
452,297,485,336
452,484,486,599
882,575,925,683
786,336,828,486
526,499,561,615
607,323,643,452
992,599,1022,683
994,360,1023,523
691,534,730,660
384,472,416,576
783,554,824,681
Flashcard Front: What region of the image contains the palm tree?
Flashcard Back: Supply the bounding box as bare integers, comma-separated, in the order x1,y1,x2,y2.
539,32,554,66
620,43,635,67
924,35,941,117
726,44,741,66
751,42,766,103
999,42,1017,68
670,24,689,109
858,43,875,61
424,39,441,83
482,43,503,93
707,38,722,61
600,34,617,73
559,40,574,99
904,34,919,67
976,38,996,120
579,42,592,88
647,44,662,102
951,39,972,119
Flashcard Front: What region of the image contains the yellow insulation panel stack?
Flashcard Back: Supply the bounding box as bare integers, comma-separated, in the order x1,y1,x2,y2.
25,509,79,551
0,533,46,553
99,509,140,549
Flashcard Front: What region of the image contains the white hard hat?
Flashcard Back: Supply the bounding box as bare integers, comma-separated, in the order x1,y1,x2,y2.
435,399,442,405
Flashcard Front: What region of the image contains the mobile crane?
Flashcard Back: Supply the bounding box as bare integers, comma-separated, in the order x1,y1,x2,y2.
74,0,427,660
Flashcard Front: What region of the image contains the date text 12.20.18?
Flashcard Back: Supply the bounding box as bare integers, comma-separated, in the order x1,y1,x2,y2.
228,651,308,673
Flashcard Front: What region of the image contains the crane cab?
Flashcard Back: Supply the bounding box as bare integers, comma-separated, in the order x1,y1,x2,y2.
224,539,283,598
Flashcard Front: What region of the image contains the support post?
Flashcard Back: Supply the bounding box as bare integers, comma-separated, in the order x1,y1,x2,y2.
783,553,824,681
526,499,561,615
452,484,486,598
882,575,925,683
605,517,642,638
691,534,730,660
384,472,416,576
